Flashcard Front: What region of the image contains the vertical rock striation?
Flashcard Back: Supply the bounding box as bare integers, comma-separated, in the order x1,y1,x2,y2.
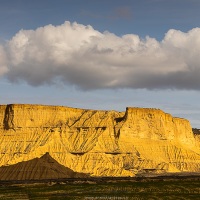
0,104,200,176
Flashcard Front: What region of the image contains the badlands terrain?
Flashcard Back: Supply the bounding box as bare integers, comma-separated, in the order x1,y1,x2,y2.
0,104,200,178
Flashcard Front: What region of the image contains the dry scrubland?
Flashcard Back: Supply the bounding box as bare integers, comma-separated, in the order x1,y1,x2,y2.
1,178,200,199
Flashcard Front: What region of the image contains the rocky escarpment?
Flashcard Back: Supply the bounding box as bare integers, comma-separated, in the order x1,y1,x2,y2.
0,104,200,177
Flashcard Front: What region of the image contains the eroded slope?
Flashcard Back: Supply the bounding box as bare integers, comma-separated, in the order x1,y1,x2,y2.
0,104,200,176
0,152,87,180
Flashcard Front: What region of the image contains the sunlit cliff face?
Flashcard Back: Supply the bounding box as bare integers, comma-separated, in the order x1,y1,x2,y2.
0,104,200,177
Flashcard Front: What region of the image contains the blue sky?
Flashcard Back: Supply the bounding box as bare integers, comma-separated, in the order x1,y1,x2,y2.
1,0,200,127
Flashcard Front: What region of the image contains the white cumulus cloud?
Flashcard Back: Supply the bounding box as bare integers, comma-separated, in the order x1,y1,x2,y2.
1,21,200,90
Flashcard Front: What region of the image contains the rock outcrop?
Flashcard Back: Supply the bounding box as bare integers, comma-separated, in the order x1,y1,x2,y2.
0,104,200,177
0,152,87,180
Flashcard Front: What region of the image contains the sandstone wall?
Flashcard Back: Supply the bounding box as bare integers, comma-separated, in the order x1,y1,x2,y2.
0,104,200,176
0,105,6,129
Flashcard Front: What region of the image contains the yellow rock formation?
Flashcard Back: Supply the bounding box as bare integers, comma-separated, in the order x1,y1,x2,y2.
0,104,200,177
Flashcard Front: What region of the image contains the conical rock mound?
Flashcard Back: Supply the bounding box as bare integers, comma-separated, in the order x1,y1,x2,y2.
0,152,88,180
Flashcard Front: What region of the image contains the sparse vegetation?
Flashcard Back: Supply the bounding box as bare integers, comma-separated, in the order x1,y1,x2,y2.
0,178,200,200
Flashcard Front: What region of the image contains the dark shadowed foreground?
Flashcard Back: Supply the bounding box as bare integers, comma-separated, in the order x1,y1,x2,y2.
0,177,200,200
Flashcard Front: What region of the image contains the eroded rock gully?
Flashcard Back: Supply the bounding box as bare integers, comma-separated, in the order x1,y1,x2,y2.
0,104,200,177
